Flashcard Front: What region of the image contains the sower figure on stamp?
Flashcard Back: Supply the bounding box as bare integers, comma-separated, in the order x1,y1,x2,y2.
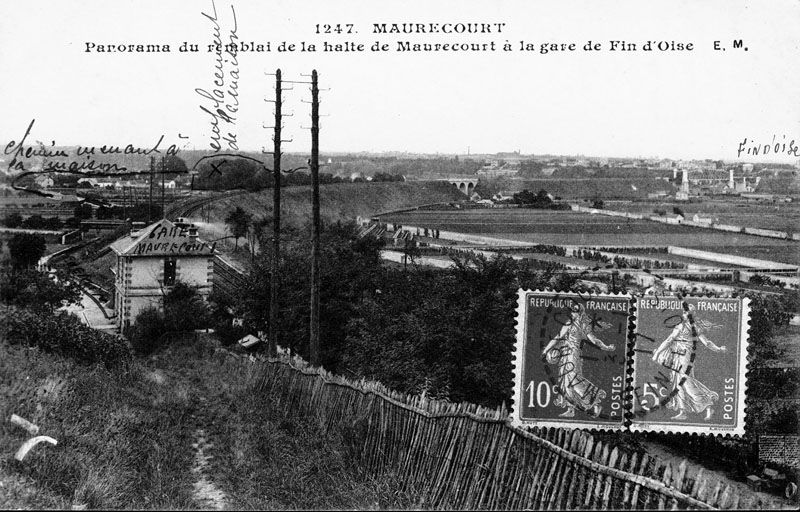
542,303,616,418
652,311,727,421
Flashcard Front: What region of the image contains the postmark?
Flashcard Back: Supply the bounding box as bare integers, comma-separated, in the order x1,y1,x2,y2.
630,296,750,435
511,290,632,430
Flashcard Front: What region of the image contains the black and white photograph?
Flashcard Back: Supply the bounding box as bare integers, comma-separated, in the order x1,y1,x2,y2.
1,0,798,509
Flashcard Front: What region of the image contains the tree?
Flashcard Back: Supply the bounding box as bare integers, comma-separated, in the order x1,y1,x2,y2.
7,233,46,268
2,213,23,228
164,282,209,332
241,221,384,365
401,237,420,269
161,154,189,178
126,306,167,355
74,203,93,220
225,206,252,250
21,214,46,229
246,216,271,260
341,254,574,407
0,268,81,312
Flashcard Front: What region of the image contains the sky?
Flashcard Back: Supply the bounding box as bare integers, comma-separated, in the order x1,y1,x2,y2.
1,0,799,162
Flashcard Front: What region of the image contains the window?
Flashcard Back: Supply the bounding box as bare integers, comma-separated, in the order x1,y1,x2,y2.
164,257,176,286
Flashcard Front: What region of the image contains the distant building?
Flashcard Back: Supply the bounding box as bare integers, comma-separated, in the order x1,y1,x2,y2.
675,168,690,200
33,175,54,189
492,191,516,202
110,218,215,330
77,177,98,187
742,163,754,172
476,167,518,177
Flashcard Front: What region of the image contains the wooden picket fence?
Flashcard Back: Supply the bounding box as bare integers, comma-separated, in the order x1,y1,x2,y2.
232,351,776,510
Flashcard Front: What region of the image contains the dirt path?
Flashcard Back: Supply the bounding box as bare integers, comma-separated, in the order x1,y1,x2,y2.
146,364,228,510
191,427,227,510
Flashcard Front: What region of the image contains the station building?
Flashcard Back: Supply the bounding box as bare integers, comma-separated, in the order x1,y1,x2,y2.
110,218,215,330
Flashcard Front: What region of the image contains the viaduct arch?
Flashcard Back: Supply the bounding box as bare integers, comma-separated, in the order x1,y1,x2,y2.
439,177,478,196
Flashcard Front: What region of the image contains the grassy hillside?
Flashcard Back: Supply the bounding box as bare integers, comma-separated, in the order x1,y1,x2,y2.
190,181,463,256
218,180,462,223
0,334,410,509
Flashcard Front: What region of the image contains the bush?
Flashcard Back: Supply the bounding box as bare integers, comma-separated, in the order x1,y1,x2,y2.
0,305,131,368
125,306,168,355
7,232,46,268
2,212,23,228
0,268,81,312
164,282,210,331
213,316,246,346
125,284,209,355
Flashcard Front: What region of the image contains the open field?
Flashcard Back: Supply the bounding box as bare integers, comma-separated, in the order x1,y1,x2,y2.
608,199,800,233
477,177,677,199
379,209,800,264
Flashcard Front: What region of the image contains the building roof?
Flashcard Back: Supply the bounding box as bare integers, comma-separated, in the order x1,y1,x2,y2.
110,218,215,257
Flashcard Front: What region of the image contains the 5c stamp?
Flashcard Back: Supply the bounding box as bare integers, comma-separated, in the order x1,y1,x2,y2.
630,296,750,435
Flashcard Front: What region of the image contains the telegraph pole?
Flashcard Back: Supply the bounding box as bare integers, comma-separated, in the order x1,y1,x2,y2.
160,156,165,219
309,69,321,366
269,69,283,357
148,156,155,222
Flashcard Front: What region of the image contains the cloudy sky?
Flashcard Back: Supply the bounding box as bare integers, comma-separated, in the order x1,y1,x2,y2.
1,0,798,162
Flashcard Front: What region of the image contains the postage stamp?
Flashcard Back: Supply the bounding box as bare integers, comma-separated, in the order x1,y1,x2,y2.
630,296,750,436
511,290,632,430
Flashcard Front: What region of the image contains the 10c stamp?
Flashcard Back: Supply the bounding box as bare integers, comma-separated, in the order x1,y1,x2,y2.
511,290,632,430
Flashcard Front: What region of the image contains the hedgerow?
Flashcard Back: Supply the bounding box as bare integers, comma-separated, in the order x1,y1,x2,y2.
0,305,131,368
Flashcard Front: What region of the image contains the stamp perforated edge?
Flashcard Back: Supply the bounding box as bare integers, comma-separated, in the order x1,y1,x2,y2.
509,289,632,432
628,296,750,437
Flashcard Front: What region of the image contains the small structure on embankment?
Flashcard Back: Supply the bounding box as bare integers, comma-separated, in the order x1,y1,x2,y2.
109,218,215,330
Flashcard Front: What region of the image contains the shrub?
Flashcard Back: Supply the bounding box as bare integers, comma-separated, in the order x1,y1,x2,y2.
125,306,168,355
7,232,46,268
3,212,23,228
164,282,210,332
0,268,81,313
212,316,246,346
125,284,209,355
0,305,131,368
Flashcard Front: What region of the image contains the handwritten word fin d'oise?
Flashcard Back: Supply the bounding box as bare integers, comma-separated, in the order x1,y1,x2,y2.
196,0,240,153
3,119,182,174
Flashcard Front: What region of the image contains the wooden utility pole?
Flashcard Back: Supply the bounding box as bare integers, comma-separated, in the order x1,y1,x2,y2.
160,156,165,219
269,69,282,357
148,156,154,222
309,69,321,366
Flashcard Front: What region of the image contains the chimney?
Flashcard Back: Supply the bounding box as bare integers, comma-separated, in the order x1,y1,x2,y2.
130,221,146,237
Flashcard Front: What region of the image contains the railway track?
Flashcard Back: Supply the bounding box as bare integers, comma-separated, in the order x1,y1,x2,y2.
165,190,249,221
164,191,254,303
